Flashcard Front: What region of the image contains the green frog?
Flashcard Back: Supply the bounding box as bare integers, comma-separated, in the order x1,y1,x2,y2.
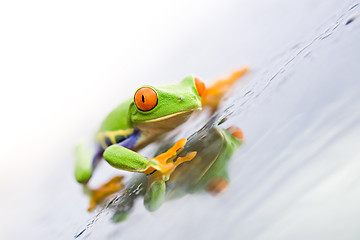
74,67,248,211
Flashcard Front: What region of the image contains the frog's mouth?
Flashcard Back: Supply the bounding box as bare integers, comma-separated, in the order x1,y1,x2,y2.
142,108,201,123
133,107,200,149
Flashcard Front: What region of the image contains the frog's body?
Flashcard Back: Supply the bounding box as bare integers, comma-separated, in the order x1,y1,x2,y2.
166,126,242,198
75,76,203,185
74,67,248,212
96,76,202,151
109,126,243,221
96,98,135,149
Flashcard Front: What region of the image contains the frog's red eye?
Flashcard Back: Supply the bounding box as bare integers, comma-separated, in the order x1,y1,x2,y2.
194,77,205,97
134,87,158,111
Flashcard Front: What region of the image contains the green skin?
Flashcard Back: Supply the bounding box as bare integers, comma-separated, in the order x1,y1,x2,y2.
75,76,202,211
100,76,201,132
110,126,242,221
164,126,242,200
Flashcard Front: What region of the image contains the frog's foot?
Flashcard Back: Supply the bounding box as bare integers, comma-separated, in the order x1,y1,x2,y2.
144,180,166,212
226,126,244,141
201,67,248,111
88,176,124,211
103,139,195,180
75,143,94,184
206,177,229,196
147,139,197,180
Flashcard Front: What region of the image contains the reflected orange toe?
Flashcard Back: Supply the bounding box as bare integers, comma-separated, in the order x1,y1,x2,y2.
148,139,196,179
206,178,229,196
226,126,244,141
152,138,187,164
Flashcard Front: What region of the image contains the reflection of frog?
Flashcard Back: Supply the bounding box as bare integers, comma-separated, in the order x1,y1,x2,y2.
74,67,248,211
109,125,244,222
166,126,243,198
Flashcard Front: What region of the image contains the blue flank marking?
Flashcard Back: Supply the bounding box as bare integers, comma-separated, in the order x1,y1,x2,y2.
92,145,104,167
92,130,140,168
118,129,140,150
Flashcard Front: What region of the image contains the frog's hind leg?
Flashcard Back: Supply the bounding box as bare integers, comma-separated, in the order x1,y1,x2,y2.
201,67,248,112
87,175,124,211
75,143,103,184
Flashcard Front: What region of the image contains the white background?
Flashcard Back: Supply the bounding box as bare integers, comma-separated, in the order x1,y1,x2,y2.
1,0,360,239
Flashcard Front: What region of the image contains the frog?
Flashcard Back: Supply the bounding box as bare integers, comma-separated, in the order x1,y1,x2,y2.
106,124,244,222
74,67,248,211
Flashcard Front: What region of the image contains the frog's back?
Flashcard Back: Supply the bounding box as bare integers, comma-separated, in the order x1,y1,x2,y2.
96,99,135,148
99,98,132,132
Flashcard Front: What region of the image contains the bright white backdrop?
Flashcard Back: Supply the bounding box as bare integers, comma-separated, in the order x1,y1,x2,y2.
1,0,360,239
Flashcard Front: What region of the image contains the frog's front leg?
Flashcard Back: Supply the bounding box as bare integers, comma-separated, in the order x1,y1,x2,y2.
143,148,197,211
144,178,166,211
102,147,166,212
103,145,153,172
103,139,196,178
104,139,196,211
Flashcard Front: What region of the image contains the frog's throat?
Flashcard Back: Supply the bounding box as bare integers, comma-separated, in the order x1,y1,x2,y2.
132,107,200,151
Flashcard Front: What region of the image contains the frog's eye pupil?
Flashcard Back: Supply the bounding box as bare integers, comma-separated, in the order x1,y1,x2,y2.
134,87,158,111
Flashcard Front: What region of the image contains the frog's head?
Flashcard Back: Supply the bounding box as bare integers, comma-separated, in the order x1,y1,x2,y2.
129,75,205,135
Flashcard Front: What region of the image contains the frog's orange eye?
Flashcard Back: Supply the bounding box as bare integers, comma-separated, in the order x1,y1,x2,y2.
194,77,205,97
134,87,158,111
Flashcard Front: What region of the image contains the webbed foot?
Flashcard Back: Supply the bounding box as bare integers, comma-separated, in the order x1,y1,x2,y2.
103,139,195,178
87,176,124,211
147,139,197,180
202,67,248,111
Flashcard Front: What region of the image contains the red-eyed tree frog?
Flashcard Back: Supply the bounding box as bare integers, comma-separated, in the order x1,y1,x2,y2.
74,67,248,211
